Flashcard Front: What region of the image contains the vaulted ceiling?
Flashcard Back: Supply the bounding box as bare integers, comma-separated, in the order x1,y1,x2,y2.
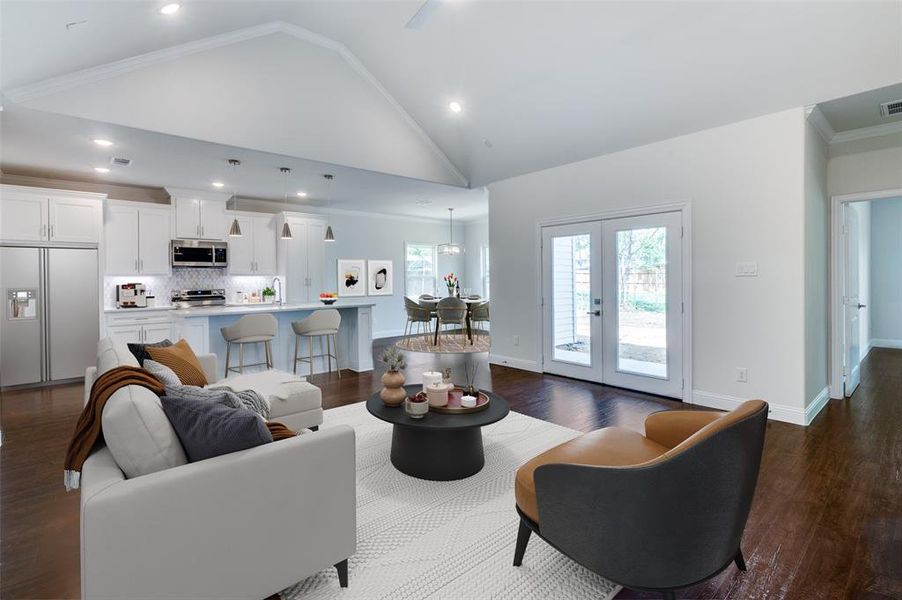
2,1,901,188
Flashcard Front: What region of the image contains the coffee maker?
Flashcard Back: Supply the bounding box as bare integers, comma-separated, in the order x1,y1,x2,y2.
116,283,147,308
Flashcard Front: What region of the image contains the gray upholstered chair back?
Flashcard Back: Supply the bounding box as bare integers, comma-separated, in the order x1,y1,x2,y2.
292,309,341,335
471,301,490,321
533,401,768,591
404,297,432,321
220,313,278,342
437,297,466,321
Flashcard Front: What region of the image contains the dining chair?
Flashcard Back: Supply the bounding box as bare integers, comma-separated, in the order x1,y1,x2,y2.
436,297,467,346
470,301,490,342
403,297,433,347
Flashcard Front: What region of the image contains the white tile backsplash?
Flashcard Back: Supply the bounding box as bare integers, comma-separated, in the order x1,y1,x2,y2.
104,270,279,308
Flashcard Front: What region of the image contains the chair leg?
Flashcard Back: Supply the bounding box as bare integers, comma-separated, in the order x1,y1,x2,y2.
239,343,244,374
308,336,314,377
333,333,341,378
293,334,299,374
735,547,747,571
310,425,319,432
326,335,332,374
224,342,231,377
265,341,272,369
334,559,348,588
513,518,532,567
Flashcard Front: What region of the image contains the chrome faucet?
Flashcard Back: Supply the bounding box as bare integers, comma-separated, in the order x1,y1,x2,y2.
272,277,283,306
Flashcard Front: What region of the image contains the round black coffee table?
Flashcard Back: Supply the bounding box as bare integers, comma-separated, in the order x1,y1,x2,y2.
366,385,510,481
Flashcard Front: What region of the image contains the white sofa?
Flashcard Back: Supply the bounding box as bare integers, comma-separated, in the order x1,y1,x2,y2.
80,338,356,600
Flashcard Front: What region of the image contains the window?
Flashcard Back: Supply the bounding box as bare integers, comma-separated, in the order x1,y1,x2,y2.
405,243,437,297
481,244,490,299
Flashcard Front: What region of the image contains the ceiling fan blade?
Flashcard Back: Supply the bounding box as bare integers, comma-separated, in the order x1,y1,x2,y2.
405,0,443,30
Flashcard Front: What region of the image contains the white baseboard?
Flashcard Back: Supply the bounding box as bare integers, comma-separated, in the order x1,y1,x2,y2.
373,328,407,340
488,353,541,373
871,338,902,349
805,386,830,426
690,389,822,426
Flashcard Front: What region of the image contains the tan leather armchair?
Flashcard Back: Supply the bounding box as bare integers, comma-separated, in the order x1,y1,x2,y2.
514,400,768,600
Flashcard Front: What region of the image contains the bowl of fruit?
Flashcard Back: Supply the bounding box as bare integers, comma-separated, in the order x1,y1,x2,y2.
319,292,338,305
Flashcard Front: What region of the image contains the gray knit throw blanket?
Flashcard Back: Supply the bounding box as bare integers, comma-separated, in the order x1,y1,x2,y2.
164,383,270,419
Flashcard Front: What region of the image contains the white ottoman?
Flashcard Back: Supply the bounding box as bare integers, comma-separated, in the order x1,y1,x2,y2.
208,370,323,431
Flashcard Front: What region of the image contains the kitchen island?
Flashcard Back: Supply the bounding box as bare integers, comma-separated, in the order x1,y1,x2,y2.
104,299,374,375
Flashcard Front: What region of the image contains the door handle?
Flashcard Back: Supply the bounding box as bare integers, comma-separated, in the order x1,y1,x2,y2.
858,303,867,309
49,225,54,238
140,259,143,272
201,225,204,237
586,310,601,316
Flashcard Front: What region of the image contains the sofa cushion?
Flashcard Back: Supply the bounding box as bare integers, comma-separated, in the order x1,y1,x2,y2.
97,338,139,376
102,385,188,479
514,427,669,523
146,340,208,387
209,370,321,418
160,395,272,462
127,339,172,366
143,359,181,387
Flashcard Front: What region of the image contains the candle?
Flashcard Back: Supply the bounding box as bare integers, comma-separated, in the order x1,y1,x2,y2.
427,384,449,408
460,395,477,408
422,371,443,393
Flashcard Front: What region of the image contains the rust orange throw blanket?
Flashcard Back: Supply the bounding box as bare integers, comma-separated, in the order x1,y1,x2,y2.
64,366,164,491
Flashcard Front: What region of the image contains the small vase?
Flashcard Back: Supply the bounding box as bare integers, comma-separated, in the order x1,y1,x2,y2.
380,370,406,407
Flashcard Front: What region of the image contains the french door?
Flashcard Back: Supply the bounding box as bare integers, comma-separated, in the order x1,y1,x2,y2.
542,211,684,398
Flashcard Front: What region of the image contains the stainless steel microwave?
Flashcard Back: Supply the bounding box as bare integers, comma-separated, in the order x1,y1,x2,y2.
171,240,228,268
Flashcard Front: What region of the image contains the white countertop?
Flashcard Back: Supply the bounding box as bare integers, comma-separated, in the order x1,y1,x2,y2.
105,299,374,317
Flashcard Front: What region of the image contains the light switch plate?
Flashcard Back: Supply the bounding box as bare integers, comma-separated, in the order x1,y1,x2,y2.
736,262,758,277
736,367,748,383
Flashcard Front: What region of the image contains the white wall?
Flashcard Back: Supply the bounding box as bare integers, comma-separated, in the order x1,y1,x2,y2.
322,212,469,338
804,119,829,408
870,197,902,346
488,108,811,421
828,132,902,197
464,219,489,297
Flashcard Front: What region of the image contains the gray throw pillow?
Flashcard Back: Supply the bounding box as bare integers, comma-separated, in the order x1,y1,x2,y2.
144,359,181,387
127,339,172,365
159,395,272,462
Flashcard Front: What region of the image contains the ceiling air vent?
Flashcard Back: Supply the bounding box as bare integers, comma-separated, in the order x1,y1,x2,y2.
110,157,132,167
879,99,902,117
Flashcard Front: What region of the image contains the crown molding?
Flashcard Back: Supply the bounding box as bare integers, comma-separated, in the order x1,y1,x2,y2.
805,105,835,144
3,21,468,188
830,120,902,145
164,186,232,202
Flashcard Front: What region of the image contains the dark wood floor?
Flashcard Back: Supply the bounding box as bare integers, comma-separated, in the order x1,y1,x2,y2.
2,339,900,599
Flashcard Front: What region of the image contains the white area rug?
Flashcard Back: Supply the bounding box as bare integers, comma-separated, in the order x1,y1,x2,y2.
280,403,621,600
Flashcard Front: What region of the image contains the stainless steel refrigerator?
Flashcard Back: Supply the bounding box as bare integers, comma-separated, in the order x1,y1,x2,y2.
0,246,99,387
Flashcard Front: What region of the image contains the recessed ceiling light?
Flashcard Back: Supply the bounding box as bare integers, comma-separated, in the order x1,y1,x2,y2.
160,3,180,15
93,138,113,147
449,101,463,114
212,181,225,188
94,167,110,173
296,191,307,197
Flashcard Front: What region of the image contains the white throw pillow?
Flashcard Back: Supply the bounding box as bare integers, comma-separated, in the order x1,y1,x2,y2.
102,385,188,478
144,359,181,387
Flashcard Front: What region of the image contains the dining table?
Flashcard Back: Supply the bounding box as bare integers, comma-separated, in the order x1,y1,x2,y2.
415,296,483,346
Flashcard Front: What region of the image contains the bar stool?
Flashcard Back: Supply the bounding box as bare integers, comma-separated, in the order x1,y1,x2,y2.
220,313,278,377
292,309,341,377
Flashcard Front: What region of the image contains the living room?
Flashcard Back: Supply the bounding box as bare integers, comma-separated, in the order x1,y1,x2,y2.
1,2,901,600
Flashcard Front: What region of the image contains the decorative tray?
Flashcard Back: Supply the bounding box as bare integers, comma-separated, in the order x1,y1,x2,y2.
412,387,490,414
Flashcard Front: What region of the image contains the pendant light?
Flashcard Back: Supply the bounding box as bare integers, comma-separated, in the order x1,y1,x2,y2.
227,159,242,237
438,208,461,255
323,174,335,242
279,167,293,240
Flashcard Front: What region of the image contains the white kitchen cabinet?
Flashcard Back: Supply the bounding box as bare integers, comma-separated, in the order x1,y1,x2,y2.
0,185,104,243
104,201,171,276
172,318,209,355
280,214,328,302
48,196,101,243
227,213,276,275
169,189,227,240
105,311,173,344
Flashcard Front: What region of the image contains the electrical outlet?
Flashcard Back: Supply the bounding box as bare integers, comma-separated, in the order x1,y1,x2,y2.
513,335,520,346
736,367,748,383
735,262,758,277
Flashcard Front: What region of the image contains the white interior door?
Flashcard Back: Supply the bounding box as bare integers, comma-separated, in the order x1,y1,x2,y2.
602,212,683,398
843,203,863,396
542,222,603,381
